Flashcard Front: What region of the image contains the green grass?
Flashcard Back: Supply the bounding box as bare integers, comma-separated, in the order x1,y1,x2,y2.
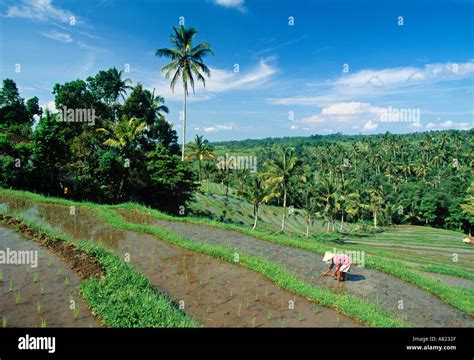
0,212,198,328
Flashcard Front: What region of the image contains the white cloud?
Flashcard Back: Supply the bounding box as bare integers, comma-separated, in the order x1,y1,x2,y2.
268,59,474,106
40,101,56,113
297,102,384,128
150,58,277,102
409,122,423,129
331,60,474,89
5,0,78,24
41,30,72,43
214,0,246,12
363,120,378,131
201,124,234,133
426,120,471,130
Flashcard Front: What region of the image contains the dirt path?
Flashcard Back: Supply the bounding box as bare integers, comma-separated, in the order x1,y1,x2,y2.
116,209,474,328
0,227,100,328
0,196,359,327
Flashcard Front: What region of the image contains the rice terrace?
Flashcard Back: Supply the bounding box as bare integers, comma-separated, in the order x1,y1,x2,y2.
0,0,473,355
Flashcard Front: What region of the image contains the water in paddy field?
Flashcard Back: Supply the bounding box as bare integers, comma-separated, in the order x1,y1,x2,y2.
0,227,100,327
116,208,474,328
0,194,360,327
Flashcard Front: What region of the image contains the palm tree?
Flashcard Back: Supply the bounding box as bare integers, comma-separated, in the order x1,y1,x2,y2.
245,175,271,230
96,116,146,200
145,89,169,122
97,116,146,153
110,66,132,102
346,190,365,224
234,168,251,196
185,134,215,182
201,161,217,192
366,187,384,228
156,25,213,161
337,180,350,231
265,147,304,232
298,175,319,238
314,177,338,233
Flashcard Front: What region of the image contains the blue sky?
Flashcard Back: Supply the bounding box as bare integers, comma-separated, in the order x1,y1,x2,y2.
0,0,473,141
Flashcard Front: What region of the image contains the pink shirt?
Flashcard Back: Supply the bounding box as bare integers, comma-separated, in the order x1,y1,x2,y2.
329,254,352,271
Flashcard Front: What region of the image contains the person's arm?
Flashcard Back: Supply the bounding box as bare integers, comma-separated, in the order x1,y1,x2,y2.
322,262,334,276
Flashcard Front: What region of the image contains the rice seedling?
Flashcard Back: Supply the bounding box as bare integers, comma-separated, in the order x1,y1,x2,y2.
2,316,8,328
37,301,42,315
73,307,80,320
8,279,13,292
237,303,242,317
252,316,257,327
40,318,47,328
40,282,45,295
56,267,62,275
33,272,38,283
15,291,21,305
267,310,272,320
312,304,318,314
64,276,70,286
298,311,304,321
48,259,52,268
0,270,3,282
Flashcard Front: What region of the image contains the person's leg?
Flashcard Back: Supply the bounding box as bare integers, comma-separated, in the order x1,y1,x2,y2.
341,272,347,281
336,271,341,282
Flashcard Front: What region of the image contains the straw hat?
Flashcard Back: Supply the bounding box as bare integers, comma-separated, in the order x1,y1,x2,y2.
322,251,335,262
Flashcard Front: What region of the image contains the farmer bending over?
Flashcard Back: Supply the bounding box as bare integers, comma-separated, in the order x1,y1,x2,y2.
322,252,352,282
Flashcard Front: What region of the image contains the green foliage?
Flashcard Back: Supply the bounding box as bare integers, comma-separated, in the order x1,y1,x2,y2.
0,72,190,213
144,146,198,214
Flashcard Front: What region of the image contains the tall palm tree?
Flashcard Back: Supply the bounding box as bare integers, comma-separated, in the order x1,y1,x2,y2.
201,161,218,192
185,134,215,182
315,177,338,233
346,190,365,224
156,25,213,160
234,168,251,196
265,147,304,232
110,66,132,102
297,174,319,238
245,175,271,230
366,187,384,228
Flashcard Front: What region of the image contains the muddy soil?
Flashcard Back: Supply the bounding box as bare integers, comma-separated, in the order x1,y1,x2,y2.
0,227,100,327
116,209,474,327
0,196,358,327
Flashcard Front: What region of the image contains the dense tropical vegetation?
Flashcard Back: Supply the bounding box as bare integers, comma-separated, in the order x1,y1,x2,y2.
0,69,196,214
202,131,473,235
